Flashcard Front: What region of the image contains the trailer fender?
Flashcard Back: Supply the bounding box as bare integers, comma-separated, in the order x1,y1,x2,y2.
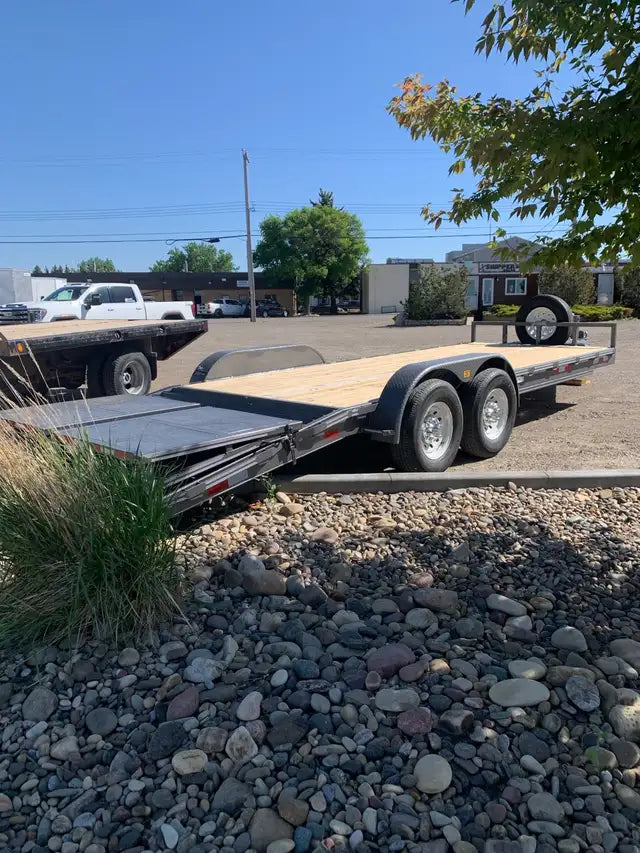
366,353,518,443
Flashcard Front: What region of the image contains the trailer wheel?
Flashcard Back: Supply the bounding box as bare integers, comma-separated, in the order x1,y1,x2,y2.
391,378,463,472
102,352,152,396
460,368,517,458
515,294,572,346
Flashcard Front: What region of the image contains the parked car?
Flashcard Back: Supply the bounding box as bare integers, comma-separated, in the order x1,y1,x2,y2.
243,300,289,318
0,283,194,324
200,298,245,318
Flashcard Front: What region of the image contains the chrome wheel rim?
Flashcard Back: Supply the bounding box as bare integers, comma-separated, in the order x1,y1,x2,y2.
482,388,509,440
420,402,454,460
525,306,556,341
121,361,145,394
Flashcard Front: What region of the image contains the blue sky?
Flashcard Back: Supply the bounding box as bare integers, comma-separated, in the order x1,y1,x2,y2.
1,0,557,271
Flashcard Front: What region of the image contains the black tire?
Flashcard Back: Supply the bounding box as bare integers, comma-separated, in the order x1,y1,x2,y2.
213,309,223,318
391,379,463,473
515,294,572,346
102,352,152,396
460,368,517,458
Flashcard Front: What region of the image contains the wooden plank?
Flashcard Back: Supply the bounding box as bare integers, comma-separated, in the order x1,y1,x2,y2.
199,342,604,409
0,318,186,343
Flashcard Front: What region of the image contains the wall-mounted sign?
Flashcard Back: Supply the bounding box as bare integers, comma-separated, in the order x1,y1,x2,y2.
478,262,520,273
387,258,434,265
236,280,249,288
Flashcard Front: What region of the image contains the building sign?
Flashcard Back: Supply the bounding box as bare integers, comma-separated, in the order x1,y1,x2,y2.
478,262,520,273
236,280,249,288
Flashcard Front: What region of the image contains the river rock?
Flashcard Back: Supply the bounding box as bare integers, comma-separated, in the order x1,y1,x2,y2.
566,675,600,711
551,626,588,652
22,687,57,722
171,748,207,775
413,588,458,614
225,726,259,762
243,569,286,596
85,707,118,735
405,608,438,629
397,707,433,735
212,777,252,815
249,808,294,852
527,792,565,823
414,754,453,794
489,678,550,707
375,688,420,712
367,643,416,678
487,593,526,616
237,690,263,721
508,658,547,680
610,638,640,670
50,736,80,761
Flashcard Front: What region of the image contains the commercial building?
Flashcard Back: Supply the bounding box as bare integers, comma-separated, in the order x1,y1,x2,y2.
36,271,297,313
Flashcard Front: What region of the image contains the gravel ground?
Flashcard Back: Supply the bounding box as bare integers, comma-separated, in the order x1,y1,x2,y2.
155,316,640,472
3,486,640,853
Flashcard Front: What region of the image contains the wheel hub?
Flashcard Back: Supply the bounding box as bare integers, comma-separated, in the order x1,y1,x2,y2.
525,306,556,341
481,388,509,439
420,403,454,460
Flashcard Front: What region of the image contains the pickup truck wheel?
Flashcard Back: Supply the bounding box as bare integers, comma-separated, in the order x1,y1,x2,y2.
391,378,463,473
103,352,152,396
213,309,223,318
460,368,517,458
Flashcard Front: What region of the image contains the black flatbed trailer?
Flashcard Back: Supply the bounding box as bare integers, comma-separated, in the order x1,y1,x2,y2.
0,317,208,401
0,310,616,515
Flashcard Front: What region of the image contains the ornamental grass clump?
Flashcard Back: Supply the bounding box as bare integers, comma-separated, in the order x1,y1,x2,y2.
0,420,182,648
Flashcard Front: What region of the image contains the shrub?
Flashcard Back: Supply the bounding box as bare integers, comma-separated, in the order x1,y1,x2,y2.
404,265,468,320
620,268,640,316
572,304,633,320
0,424,182,648
539,266,596,305
487,304,519,317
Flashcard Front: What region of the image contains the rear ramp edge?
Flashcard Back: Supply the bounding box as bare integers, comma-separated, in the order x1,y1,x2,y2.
272,469,640,494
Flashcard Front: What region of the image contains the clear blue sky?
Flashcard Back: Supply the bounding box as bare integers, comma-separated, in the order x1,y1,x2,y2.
1,0,555,271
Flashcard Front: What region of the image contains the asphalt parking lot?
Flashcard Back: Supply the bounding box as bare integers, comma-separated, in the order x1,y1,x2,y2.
155,314,640,472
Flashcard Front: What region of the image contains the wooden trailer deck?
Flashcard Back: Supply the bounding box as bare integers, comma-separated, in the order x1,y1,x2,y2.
198,342,606,408
0,318,188,342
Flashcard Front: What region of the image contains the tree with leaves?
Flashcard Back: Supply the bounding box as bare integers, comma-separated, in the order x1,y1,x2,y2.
150,242,236,273
539,266,595,305
388,1,640,267
254,191,369,313
32,265,43,275
76,257,118,274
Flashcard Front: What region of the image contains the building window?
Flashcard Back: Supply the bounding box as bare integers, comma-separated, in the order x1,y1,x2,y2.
505,277,527,296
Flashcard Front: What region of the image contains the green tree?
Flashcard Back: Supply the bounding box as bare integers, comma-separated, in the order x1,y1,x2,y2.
76,257,118,274
620,268,640,315
539,266,595,305
254,193,369,313
388,1,640,268
32,265,43,275
50,265,66,275
404,265,469,321
311,188,338,208
150,242,236,273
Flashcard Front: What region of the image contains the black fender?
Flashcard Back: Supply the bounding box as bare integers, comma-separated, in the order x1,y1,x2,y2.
366,353,518,442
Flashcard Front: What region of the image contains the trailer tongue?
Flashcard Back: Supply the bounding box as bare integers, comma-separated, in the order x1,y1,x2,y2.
0,304,617,515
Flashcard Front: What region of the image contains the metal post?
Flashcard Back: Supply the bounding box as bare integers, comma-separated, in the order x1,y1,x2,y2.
242,150,257,323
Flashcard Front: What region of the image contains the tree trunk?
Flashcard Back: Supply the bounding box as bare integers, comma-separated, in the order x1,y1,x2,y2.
330,294,338,314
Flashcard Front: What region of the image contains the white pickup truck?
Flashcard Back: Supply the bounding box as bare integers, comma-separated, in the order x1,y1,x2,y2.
0,282,194,324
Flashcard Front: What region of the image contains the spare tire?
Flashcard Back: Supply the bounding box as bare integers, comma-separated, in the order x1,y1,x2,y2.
515,294,572,346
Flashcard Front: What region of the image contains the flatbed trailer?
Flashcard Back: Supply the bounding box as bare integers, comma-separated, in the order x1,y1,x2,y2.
0,317,208,401
0,307,616,515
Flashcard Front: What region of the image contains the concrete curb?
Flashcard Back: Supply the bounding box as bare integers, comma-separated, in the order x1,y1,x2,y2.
273,469,640,494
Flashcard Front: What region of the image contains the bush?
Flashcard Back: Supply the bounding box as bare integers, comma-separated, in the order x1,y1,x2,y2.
539,266,596,305
0,425,182,648
572,304,633,320
404,265,468,320
486,304,519,317
620,268,640,316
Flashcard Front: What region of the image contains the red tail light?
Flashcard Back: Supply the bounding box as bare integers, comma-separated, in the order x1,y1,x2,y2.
191,303,196,317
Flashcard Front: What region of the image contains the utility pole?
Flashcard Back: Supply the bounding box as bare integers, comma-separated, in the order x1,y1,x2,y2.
242,149,257,322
